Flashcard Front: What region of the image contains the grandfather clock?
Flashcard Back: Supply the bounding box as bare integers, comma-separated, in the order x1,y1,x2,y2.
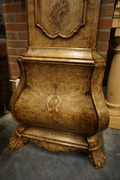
9,0,109,169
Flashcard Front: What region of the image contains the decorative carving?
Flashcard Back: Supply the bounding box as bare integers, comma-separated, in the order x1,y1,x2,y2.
87,135,106,169
29,138,77,152
8,124,28,151
9,0,109,169
88,149,106,169
35,0,87,38
47,94,61,112
9,134,27,151
50,0,69,27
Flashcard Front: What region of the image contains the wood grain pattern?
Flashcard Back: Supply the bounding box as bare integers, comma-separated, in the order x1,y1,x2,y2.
13,61,98,136
35,0,87,38
9,0,109,169
28,0,99,48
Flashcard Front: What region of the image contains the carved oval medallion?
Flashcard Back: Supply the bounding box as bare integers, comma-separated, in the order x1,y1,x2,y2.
35,0,87,38
47,94,62,112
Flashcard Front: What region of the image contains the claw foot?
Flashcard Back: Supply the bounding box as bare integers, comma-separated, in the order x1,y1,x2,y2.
88,149,106,169
8,124,27,151
87,135,106,169
9,134,27,151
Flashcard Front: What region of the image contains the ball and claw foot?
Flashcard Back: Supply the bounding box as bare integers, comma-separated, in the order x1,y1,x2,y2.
9,134,27,151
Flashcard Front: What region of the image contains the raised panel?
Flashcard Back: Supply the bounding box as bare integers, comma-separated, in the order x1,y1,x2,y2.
35,0,87,38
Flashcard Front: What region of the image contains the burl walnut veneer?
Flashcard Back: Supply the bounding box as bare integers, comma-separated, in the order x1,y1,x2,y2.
9,0,109,169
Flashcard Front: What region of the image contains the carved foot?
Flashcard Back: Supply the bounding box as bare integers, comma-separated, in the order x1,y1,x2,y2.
9,134,27,151
8,124,27,151
88,149,106,169
87,135,106,169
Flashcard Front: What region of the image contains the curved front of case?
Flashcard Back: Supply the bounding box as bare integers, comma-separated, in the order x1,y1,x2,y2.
11,59,101,136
